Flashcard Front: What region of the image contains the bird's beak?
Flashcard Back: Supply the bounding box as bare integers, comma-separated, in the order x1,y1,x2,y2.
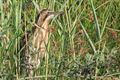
55,11,64,17
46,11,64,21
48,11,64,16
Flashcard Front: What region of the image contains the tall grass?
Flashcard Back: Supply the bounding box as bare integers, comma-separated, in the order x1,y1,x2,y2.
0,0,120,80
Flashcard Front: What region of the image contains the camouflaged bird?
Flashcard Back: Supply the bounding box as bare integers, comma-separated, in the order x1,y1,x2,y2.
20,9,63,76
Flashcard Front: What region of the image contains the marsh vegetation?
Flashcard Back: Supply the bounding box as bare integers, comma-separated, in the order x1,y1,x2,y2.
0,0,120,80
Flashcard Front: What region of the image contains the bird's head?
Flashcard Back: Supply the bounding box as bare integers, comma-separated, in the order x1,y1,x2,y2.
35,9,63,27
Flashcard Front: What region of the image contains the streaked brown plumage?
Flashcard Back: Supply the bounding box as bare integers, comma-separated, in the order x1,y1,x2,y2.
29,9,56,68
20,9,63,76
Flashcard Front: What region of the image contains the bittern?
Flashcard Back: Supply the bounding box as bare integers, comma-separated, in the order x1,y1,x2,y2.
21,9,63,76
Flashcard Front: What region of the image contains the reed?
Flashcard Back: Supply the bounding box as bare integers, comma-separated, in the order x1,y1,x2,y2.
0,0,120,80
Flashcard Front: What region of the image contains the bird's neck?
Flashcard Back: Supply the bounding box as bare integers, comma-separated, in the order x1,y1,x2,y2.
42,21,49,30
